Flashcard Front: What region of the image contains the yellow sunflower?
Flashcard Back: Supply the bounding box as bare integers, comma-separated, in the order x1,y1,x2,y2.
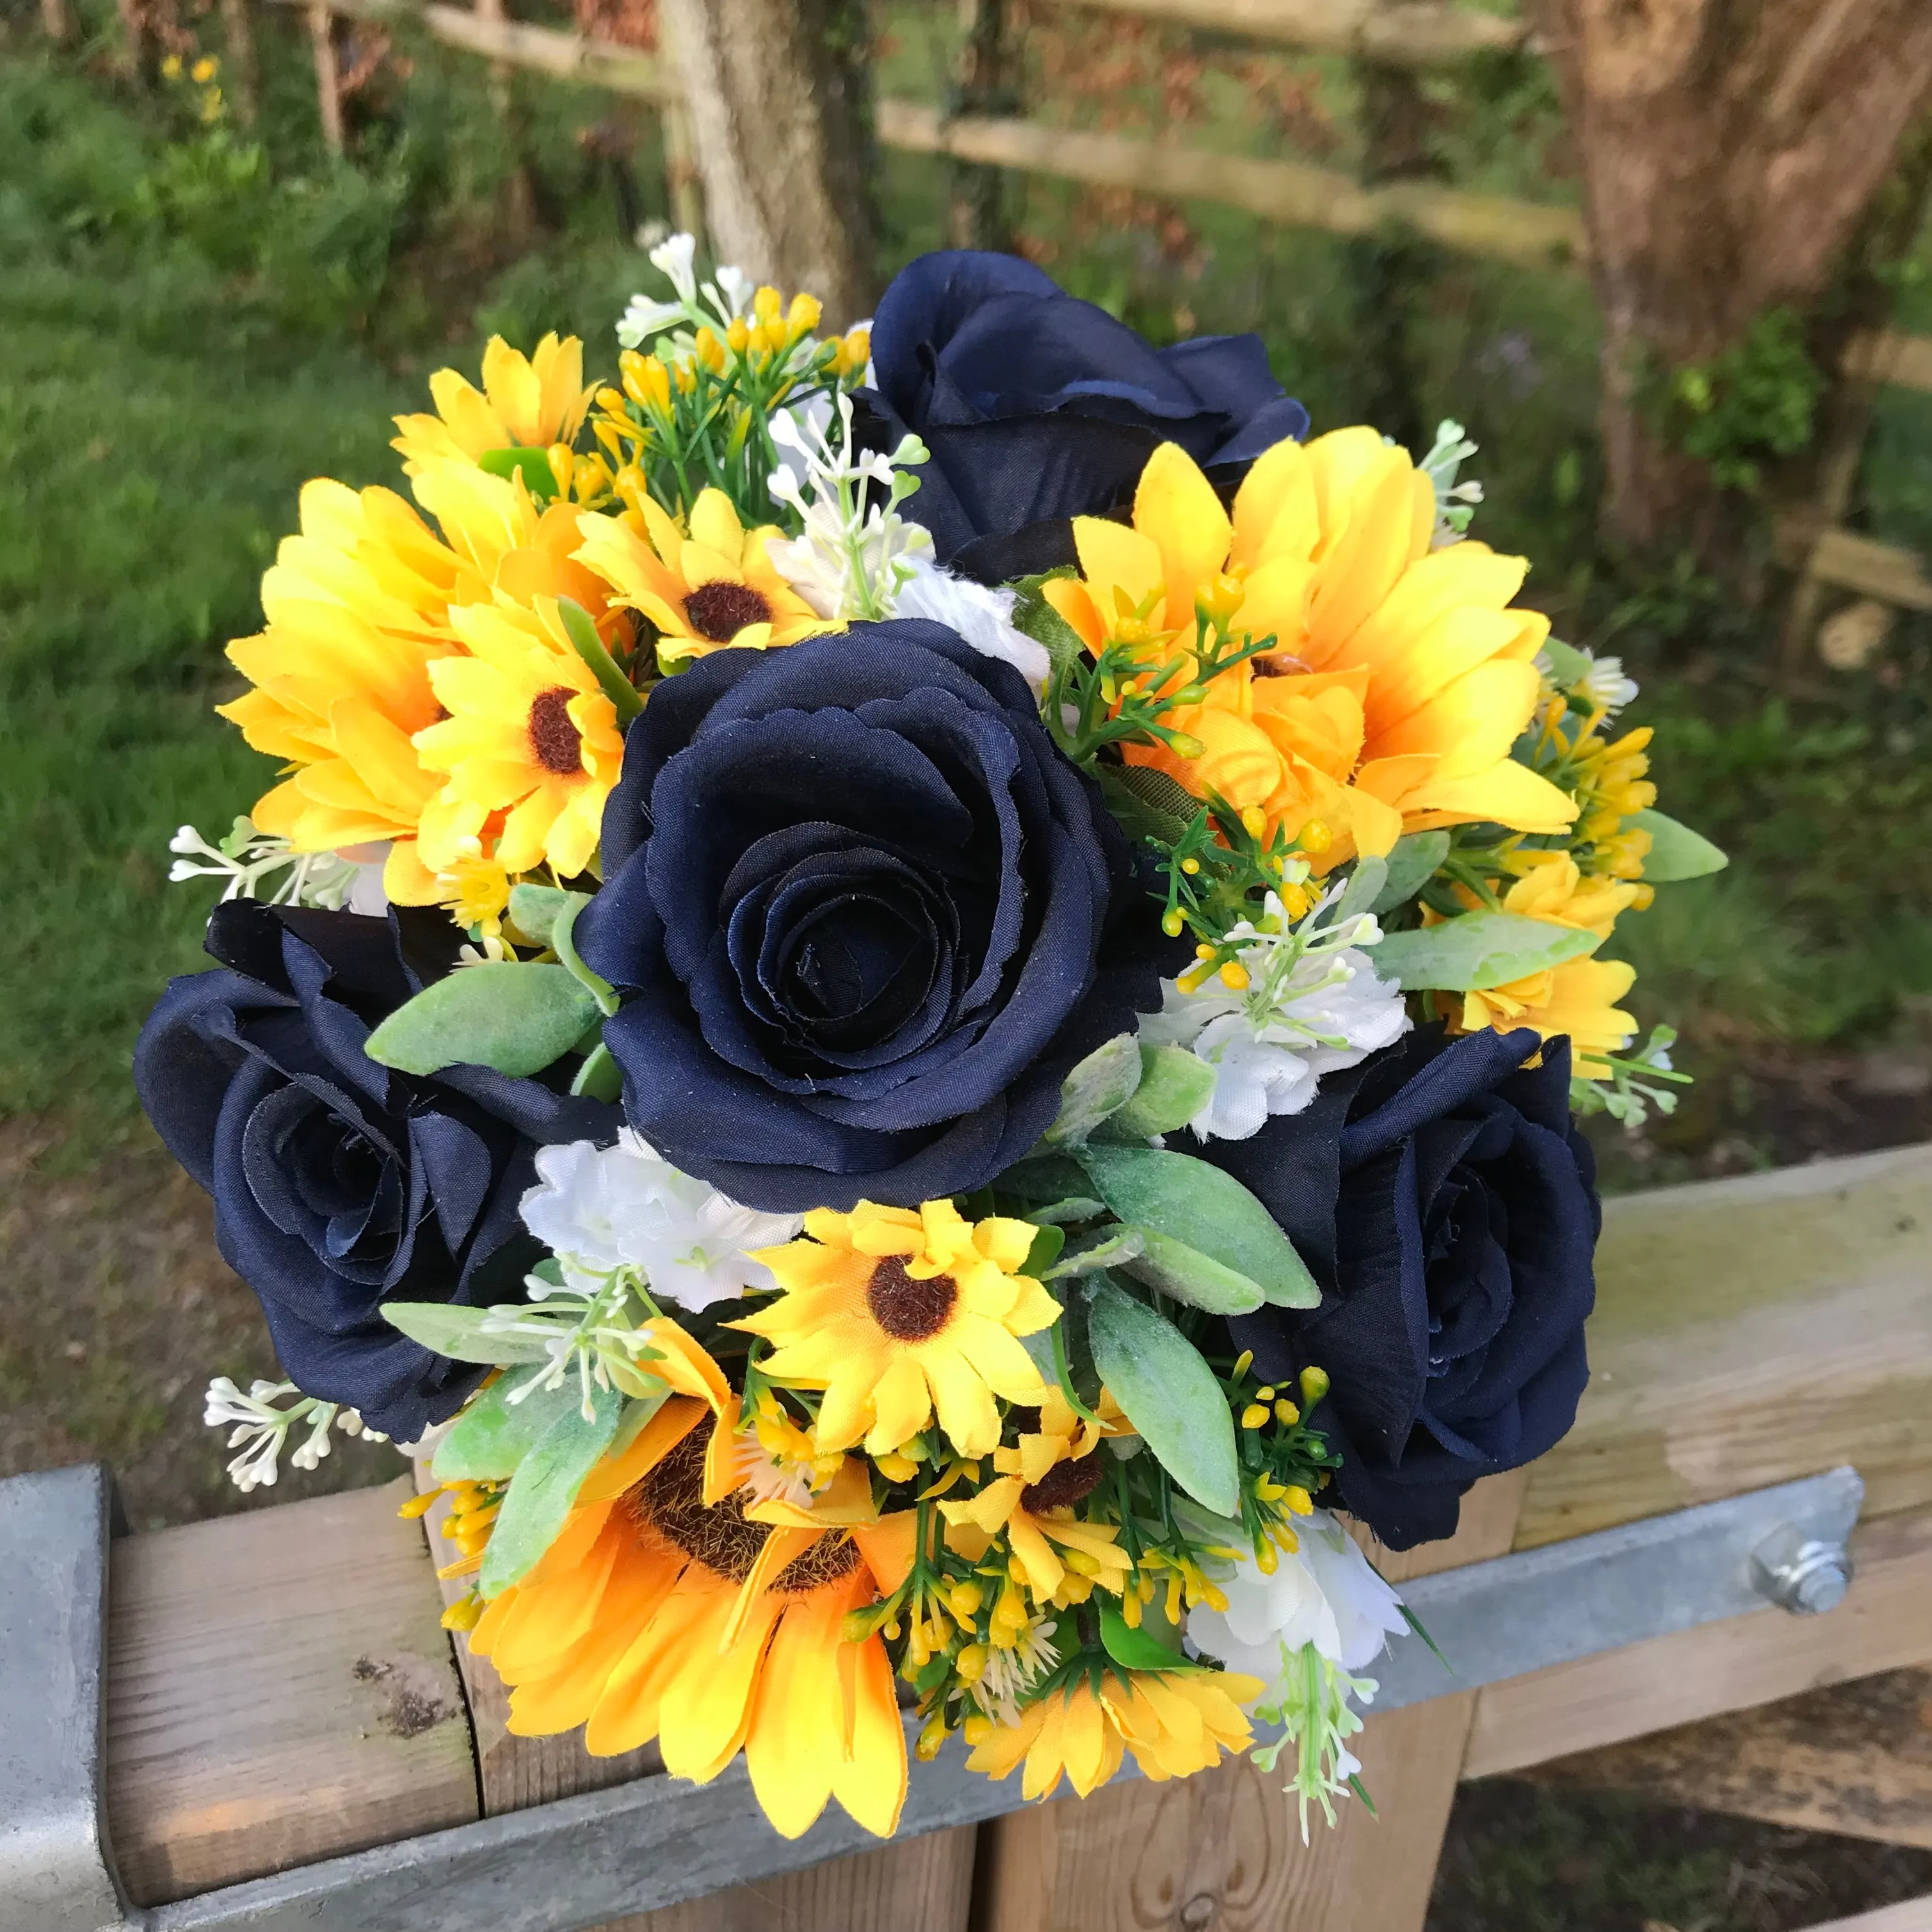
470,1334,907,1838
1042,435,1577,865
412,594,626,881
940,1387,1131,1605
735,1200,1056,1461
574,488,837,669
392,334,596,475
964,1666,1262,1801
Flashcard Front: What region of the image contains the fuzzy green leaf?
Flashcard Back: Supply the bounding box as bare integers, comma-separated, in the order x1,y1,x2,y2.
1369,833,1450,915
383,1301,552,1367
1011,571,1087,682
432,1376,579,1481
1084,1276,1240,1516
1539,637,1592,686
558,596,643,722
1022,1222,1068,1278
1098,764,1203,847
1077,1143,1320,1309
365,962,601,1077
506,883,572,947
478,446,559,500
479,1383,625,1597
1117,1227,1264,1315
1370,912,1598,992
1045,1227,1145,1278
1104,1044,1217,1139
1629,809,1728,883
1099,1601,1199,1673
1044,1033,1143,1145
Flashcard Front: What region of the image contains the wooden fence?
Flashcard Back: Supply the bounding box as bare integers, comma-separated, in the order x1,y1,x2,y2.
96,1143,1932,1931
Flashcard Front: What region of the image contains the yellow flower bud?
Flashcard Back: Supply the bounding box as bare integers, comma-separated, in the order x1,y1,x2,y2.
440,1594,484,1631
955,1643,988,1684
1275,1398,1300,1426
1255,1540,1278,1576
547,442,575,497
694,327,725,373
726,316,751,355
962,1713,994,1746
1062,1549,1102,1579
1300,1365,1330,1405
1232,1349,1253,1381
874,1451,919,1482
915,1713,947,1761
1255,1386,1275,1401
787,291,822,341
1299,818,1333,854
1240,1403,1269,1430
947,1581,985,1620
1240,806,1268,841
1179,857,1201,876
1283,1485,1314,1516
753,285,782,325
1161,910,1184,938
1219,962,1250,992
190,54,218,81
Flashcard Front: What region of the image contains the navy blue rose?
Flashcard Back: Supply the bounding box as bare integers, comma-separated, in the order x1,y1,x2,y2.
134,901,616,1442
576,620,1175,1214
1210,1027,1598,1549
857,250,1309,580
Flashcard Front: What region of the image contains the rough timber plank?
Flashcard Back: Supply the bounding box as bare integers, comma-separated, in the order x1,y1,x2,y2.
1523,1665,1932,1851
969,1474,1527,1932
414,1469,978,1932
1519,1144,1932,1549
1800,1901,1932,1932
1463,1504,1932,1780
104,1478,478,1906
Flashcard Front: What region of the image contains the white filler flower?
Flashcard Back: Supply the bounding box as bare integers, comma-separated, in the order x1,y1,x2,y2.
1139,884,1409,1141
1189,1508,1409,1686
519,1131,803,1311
892,553,1051,695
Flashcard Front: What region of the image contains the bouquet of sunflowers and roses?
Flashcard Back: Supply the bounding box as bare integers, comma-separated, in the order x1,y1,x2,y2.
138,239,1727,1844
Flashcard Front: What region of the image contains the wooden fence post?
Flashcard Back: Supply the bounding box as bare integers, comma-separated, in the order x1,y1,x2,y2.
218,0,261,125
474,0,536,238
308,0,346,152
949,0,1018,250
970,1472,1529,1932
661,98,705,245
40,0,76,45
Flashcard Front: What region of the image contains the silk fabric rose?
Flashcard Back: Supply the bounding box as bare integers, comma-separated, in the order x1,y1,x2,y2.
577,621,1175,1212
857,250,1309,581
135,901,615,1440
1210,1026,1599,1549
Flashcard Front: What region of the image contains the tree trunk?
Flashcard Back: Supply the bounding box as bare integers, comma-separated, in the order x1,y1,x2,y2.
948,0,1018,250
656,0,879,326
1528,0,1932,554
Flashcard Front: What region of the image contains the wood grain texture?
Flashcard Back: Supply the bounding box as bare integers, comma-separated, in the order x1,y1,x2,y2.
1525,1665,1932,1850
105,1478,478,1906
1520,1144,1932,1549
1800,1899,1932,1932
413,1465,979,1931
970,1474,1527,1932
1465,1504,1932,1780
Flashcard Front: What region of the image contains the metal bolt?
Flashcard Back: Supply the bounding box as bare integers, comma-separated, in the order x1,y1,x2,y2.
1179,1897,1218,1929
1750,1520,1852,1614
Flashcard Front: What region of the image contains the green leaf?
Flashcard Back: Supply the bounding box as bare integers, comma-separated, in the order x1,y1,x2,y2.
1084,1275,1241,1516
1330,853,1388,926
1011,571,1086,682
1369,832,1450,915
506,883,572,947
1370,912,1598,992
557,596,643,722
1045,1227,1145,1279
552,893,618,1016
1044,1033,1142,1145
479,1382,625,1597
365,962,600,1077
1105,1044,1216,1139
606,1386,672,1461
1022,1222,1067,1278
1117,1227,1264,1315
1629,808,1728,883
1099,1601,1199,1673
432,1376,580,1481
478,446,559,500
1097,764,1202,847
1076,1144,1320,1309
1024,1195,1109,1226
383,1301,551,1367
570,1040,624,1101
1539,636,1592,687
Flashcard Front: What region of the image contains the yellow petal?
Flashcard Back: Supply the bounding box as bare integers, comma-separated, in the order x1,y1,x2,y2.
1132,442,1231,632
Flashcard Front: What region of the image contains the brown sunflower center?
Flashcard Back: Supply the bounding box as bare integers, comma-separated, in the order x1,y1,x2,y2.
865,1257,958,1342
625,1423,769,1584
769,1534,865,1597
1020,1455,1105,1513
683,579,773,642
527,686,583,774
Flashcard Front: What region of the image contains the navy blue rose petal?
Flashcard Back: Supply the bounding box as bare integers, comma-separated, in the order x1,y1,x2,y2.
134,901,618,1442
576,620,1178,1214
1208,1026,1600,1550
855,249,1310,579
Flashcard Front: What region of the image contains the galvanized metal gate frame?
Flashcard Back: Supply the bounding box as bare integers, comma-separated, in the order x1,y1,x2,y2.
0,1461,1864,1932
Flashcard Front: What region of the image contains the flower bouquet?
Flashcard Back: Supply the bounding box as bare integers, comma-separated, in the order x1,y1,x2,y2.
139,241,1725,1843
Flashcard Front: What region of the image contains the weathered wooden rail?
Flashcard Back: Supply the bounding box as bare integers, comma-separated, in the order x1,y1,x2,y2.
10,1142,1927,1932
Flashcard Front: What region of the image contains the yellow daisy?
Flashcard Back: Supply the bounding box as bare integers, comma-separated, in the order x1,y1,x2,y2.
940,1387,1131,1604
412,594,626,881
1043,435,1577,865
964,1666,1262,1801
392,334,597,475
574,488,837,669
734,1200,1056,1460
